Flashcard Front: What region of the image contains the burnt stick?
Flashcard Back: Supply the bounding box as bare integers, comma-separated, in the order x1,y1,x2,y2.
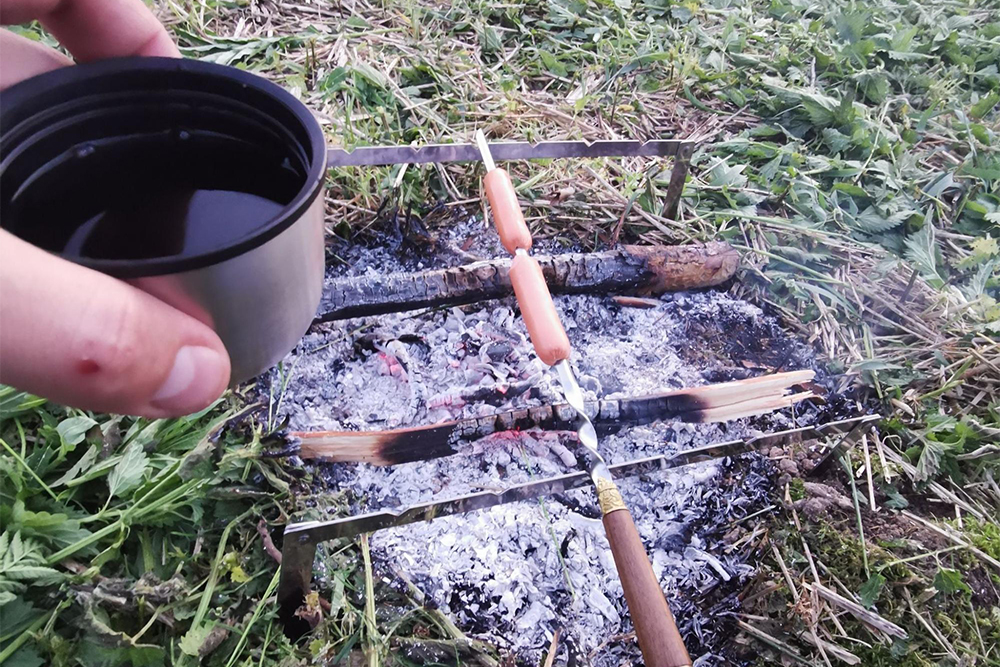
315,242,739,323
291,370,814,466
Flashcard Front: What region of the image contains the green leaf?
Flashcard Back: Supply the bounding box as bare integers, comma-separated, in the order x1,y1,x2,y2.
480,25,502,54
16,507,93,551
851,359,904,372
967,260,998,300
75,642,166,667
179,622,216,657
346,15,369,29
709,162,748,188
882,484,910,510
178,32,293,67
914,440,950,482
539,50,568,77
0,532,64,588
933,568,970,595
851,206,910,234
0,597,43,638
891,25,918,51
956,236,999,269
320,67,349,93
0,564,63,584
801,98,836,126
178,438,216,482
106,442,148,499
222,552,251,584
858,573,886,608
970,124,991,146
965,165,1000,182
924,172,956,199
0,387,46,421
2,646,45,667
833,182,868,198
328,572,347,616
970,91,1000,120
56,416,97,447
124,419,163,449
50,444,100,487
857,71,888,104
904,224,943,285
351,62,389,88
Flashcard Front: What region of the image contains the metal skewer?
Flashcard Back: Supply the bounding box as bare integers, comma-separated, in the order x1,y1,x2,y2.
474,129,692,667
276,414,878,634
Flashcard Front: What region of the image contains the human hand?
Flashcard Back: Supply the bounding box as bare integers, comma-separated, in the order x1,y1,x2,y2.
0,0,231,417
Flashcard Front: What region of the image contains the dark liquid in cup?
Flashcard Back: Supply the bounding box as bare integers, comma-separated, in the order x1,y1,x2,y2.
61,189,286,260
2,129,302,261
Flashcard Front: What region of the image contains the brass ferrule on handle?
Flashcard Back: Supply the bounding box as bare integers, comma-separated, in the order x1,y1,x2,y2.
594,475,627,514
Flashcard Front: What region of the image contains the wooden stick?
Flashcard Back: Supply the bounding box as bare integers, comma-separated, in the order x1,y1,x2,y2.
315,242,739,322
602,503,692,666
291,370,814,465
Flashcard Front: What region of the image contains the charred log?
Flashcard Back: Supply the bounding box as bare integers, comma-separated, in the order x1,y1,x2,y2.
290,370,813,466
316,242,739,323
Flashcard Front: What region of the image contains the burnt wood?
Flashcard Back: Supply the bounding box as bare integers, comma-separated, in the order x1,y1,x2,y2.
290,370,814,465
315,242,739,323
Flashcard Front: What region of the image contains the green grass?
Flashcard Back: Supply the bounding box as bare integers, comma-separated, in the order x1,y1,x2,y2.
2,0,999,664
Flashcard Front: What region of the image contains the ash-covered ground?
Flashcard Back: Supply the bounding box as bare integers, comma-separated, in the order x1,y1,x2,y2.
273,217,838,665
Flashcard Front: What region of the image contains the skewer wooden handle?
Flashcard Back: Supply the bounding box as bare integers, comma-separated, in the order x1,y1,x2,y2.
508,252,571,366
600,496,693,667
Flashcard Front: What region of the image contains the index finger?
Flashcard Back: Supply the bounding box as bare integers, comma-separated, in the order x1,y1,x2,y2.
0,0,180,61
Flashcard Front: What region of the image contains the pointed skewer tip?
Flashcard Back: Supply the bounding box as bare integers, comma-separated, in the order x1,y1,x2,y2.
475,130,496,172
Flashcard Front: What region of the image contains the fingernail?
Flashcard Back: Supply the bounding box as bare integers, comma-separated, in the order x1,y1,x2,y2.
151,346,227,414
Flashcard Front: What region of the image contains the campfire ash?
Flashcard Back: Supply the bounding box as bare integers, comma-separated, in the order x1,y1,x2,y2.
272,217,840,665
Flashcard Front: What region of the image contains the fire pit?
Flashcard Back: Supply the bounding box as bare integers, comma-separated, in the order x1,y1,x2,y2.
269,214,863,664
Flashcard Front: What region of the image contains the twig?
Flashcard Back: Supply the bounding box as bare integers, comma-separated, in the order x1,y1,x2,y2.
256,519,282,564
772,544,800,601
582,164,685,233
314,242,739,323
587,631,637,659
860,434,877,510
542,629,561,667
872,431,892,483
737,620,811,665
803,582,907,639
903,589,961,663
840,454,870,577
902,510,1000,573
223,570,281,667
798,631,860,665
881,447,985,520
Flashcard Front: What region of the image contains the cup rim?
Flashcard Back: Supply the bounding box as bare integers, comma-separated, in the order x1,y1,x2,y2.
0,57,327,278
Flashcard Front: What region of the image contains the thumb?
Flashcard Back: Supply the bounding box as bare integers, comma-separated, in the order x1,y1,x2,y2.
0,231,231,417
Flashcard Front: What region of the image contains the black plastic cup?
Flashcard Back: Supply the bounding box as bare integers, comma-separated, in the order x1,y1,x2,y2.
0,57,328,382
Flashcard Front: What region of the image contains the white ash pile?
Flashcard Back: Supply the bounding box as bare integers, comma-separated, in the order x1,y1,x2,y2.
273,223,833,665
